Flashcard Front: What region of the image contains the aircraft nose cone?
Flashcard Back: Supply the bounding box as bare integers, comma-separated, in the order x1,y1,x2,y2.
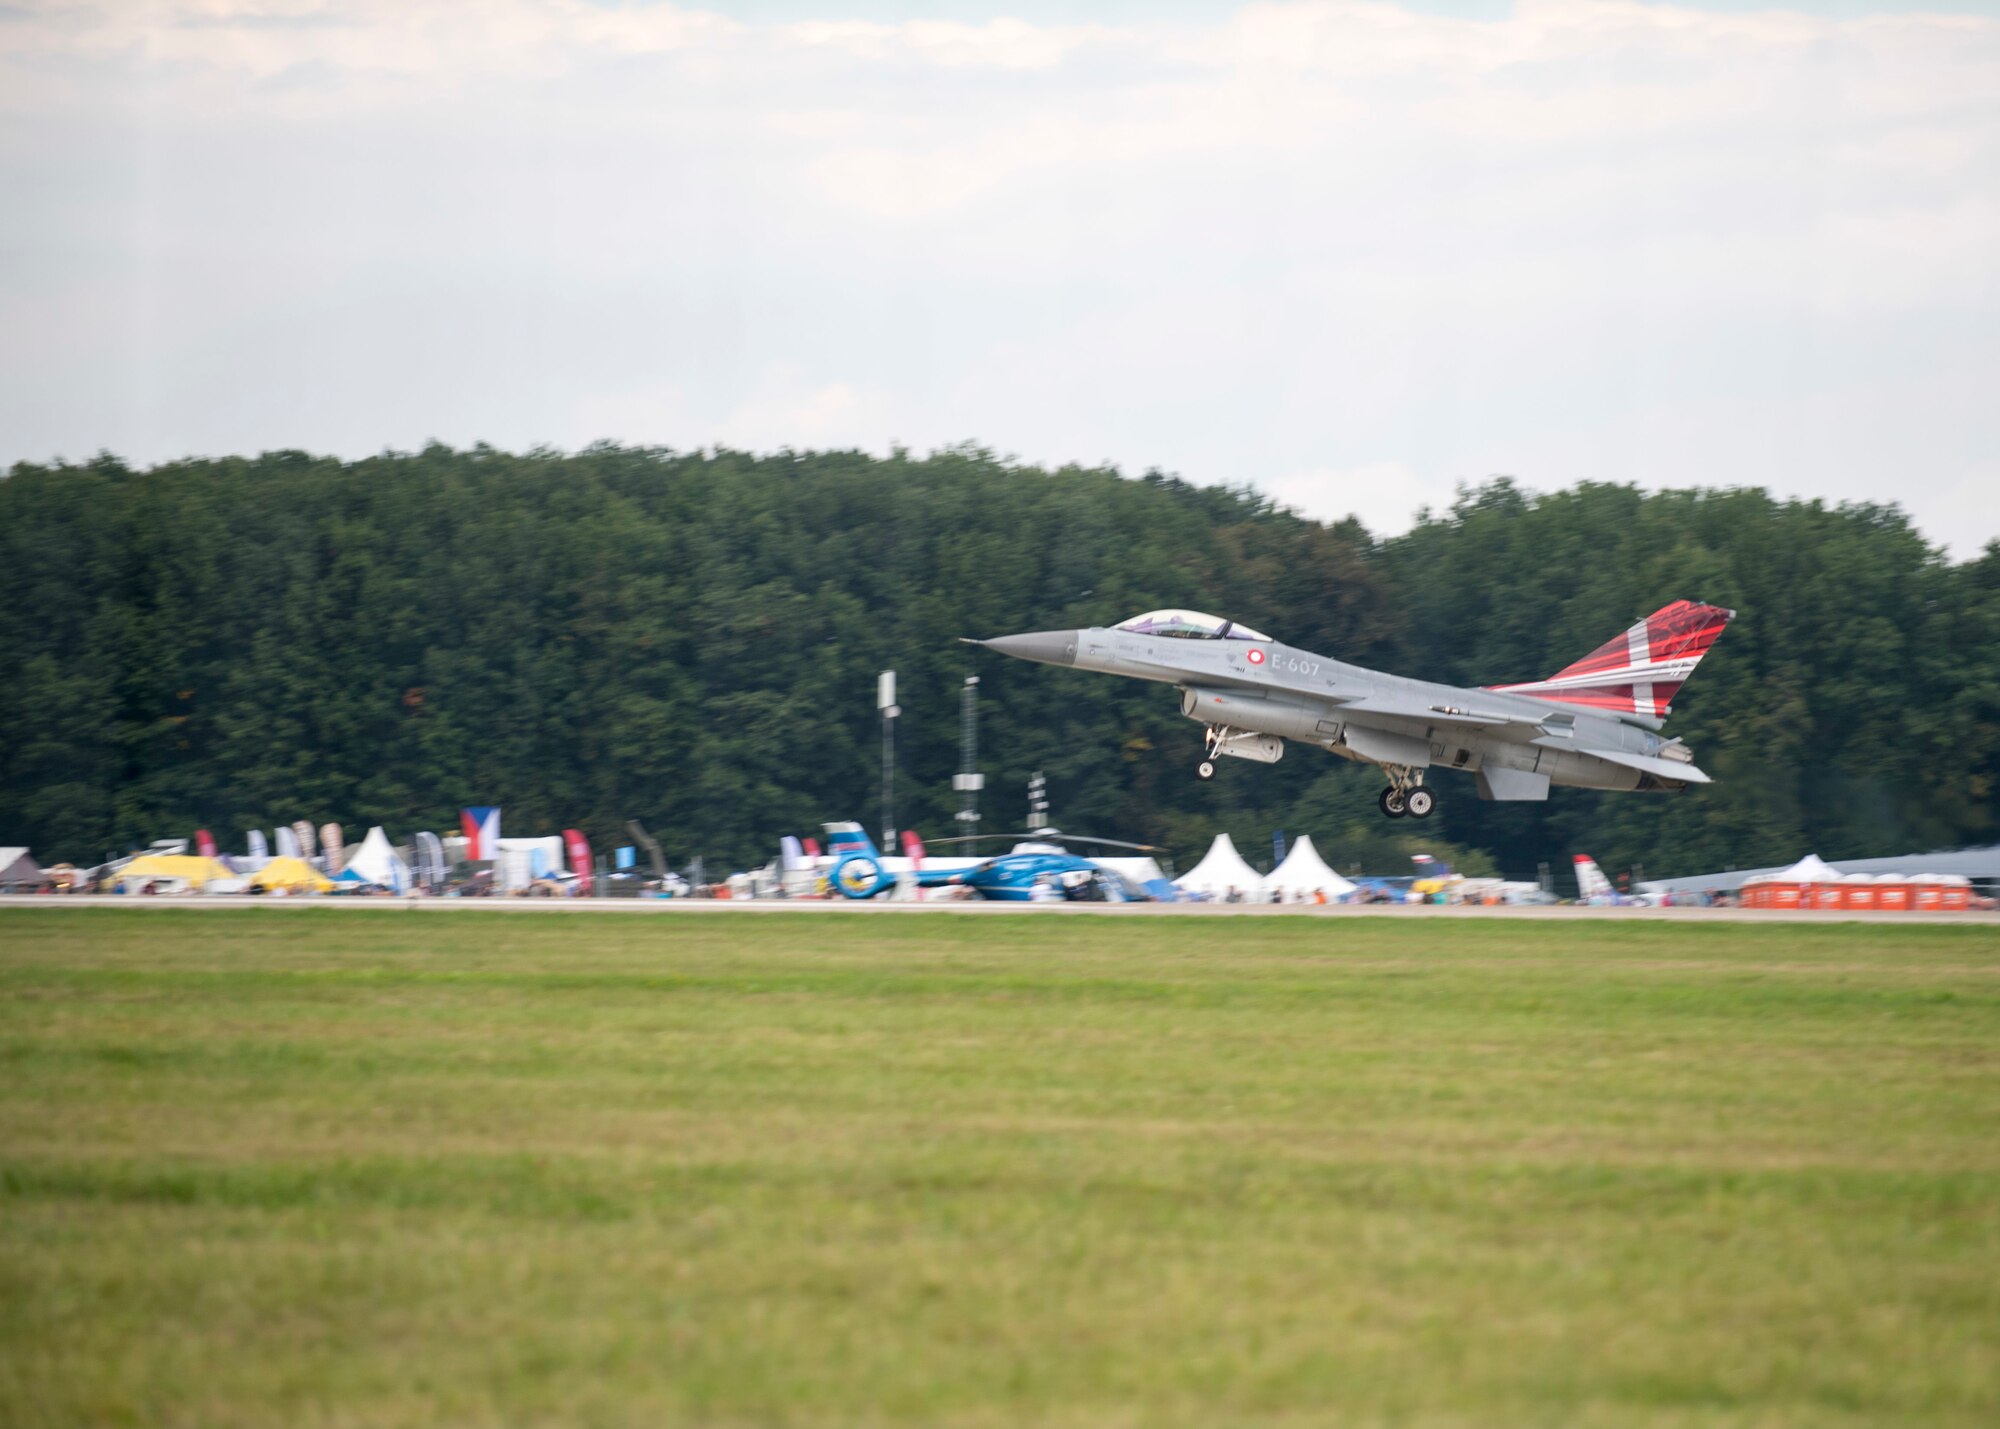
981,630,1079,667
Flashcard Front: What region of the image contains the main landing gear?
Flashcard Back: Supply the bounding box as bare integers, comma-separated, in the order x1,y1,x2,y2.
1378,768,1435,820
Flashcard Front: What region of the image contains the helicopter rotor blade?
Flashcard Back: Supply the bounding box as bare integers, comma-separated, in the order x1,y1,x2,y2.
922,830,1160,853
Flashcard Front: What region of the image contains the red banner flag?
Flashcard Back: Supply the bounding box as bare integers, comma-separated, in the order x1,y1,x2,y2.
563,829,592,894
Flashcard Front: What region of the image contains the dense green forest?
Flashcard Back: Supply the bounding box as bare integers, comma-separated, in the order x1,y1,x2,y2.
4,444,1997,884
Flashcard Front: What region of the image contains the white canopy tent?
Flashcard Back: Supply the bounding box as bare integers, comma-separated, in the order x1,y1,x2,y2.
1264,835,1356,902
497,836,567,877
0,848,46,888
1770,853,1842,883
338,826,411,892
1778,853,1842,881
1174,833,1266,900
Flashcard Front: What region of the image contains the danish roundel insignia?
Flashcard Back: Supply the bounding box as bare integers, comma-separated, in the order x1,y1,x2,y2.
1247,648,1266,665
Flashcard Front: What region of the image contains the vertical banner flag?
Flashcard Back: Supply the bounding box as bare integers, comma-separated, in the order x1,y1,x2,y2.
292,821,317,859
414,832,446,893
562,830,592,894
779,835,805,871
275,826,301,860
320,824,346,875
414,828,446,884
194,829,218,859
461,807,500,861
246,830,269,862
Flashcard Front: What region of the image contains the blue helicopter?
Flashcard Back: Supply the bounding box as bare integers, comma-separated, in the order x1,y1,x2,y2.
820,822,1164,903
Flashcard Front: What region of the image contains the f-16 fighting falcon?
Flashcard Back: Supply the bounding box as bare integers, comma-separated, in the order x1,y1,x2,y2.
968,602,1735,819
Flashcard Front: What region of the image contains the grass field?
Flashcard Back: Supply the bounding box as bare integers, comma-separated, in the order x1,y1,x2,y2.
1,909,1996,1427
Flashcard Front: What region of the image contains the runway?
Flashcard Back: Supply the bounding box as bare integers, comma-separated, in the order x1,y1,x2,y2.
8,895,1998,923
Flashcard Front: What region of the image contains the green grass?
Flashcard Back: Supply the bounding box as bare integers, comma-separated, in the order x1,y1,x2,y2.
1,910,1996,1427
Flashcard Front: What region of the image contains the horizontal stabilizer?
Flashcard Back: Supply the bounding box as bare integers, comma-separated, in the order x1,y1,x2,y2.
1557,744,1712,784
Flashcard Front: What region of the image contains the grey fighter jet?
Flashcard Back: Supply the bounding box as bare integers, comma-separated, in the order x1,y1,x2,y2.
968,601,1735,818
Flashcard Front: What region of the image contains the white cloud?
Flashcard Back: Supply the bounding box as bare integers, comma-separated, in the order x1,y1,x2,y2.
1262,462,1437,533
3,0,1998,553
788,16,1112,70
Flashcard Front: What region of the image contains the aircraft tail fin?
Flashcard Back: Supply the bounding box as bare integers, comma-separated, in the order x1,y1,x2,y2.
1573,854,1614,901
1489,600,1734,719
822,821,880,859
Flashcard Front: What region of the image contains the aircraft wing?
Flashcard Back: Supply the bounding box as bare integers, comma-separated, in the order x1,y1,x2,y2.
1336,695,1711,782
1335,696,1526,729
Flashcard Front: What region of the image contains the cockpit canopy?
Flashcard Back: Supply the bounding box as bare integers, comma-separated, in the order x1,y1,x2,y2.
1116,609,1272,642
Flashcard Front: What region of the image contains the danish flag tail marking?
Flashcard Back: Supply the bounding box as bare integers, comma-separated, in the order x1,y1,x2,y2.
1487,601,1736,718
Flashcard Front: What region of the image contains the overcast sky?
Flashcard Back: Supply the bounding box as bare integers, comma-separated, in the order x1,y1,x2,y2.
3,1,1996,553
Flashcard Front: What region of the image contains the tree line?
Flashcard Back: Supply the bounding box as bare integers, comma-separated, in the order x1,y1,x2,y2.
4,443,1995,884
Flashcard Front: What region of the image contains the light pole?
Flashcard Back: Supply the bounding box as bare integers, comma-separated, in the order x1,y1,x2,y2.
878,670,898,850
953,675,983,835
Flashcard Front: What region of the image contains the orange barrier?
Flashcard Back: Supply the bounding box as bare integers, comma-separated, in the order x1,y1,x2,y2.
1737,868,1982,910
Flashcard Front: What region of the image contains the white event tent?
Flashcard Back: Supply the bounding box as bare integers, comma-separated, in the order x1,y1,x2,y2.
1174,833,1266,900
1264,835,1357,902
337,826,412,892
1775,853,1842,883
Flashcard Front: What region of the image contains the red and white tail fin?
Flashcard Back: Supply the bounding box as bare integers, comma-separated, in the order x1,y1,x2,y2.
1573,855,1614,902
1489,600,1734,720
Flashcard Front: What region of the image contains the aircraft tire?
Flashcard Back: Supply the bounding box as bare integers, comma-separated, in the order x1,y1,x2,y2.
1379,788,1407,818
1405,788,1435,818
1197,761,1215,780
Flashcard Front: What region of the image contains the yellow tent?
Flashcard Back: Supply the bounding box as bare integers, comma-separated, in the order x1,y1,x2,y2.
250,856,333,893
110,854,233,888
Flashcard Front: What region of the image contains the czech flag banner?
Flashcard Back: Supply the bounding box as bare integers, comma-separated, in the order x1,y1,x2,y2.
461,806,500,861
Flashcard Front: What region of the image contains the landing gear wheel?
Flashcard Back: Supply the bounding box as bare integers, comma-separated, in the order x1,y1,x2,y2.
1379,787,1407,818
1405,787,1435,819
1197,761,1216,780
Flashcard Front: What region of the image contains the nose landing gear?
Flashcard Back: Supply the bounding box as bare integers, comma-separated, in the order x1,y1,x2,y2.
1196,723,1233,781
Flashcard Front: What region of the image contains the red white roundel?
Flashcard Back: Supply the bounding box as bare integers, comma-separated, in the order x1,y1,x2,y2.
1247,648,1266,664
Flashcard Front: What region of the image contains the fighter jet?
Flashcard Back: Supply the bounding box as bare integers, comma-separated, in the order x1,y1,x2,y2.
967,601,1734,818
